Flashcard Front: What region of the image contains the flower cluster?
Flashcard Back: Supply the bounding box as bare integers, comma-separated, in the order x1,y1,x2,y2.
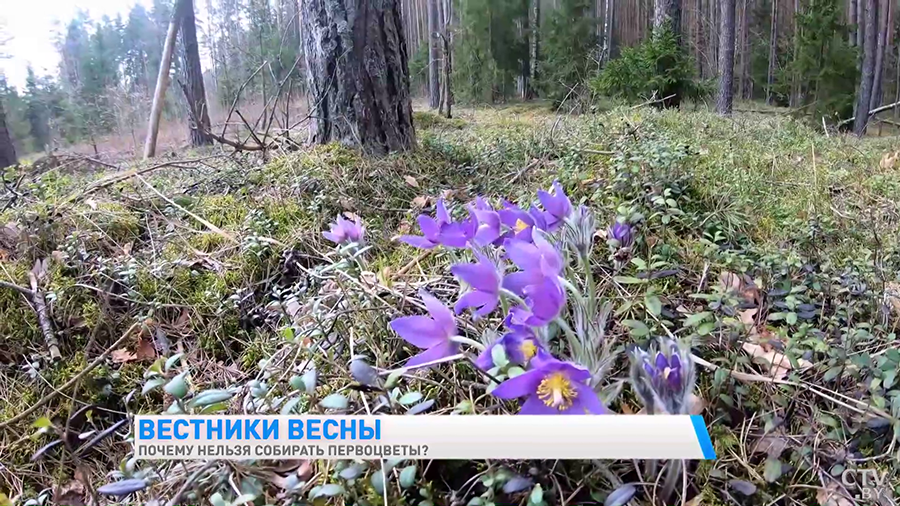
321,181,696,417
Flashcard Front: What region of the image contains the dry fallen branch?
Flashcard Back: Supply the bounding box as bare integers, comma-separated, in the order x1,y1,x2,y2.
0,267,60,361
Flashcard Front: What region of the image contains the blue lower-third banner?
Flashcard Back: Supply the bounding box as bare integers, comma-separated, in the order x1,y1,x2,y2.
133,415,717,461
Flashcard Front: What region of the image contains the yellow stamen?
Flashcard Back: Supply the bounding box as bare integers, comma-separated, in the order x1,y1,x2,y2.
514,219,529,232
536,372,577,411
520,341,537,362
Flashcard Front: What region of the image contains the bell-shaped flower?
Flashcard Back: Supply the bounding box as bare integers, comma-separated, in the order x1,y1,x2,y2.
399,199,471,249
498,201,544,242
469,206,502,247
474,330,544,371
608,221,634,249
535,181,573,232
491,357,608,414
323,214,365,245
502,231,564,295
451,252,502,318
509,276,566,327
629,337,696,414
389,290,459,368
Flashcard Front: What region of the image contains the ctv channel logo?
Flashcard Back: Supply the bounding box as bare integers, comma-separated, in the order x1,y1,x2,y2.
840,468,895,504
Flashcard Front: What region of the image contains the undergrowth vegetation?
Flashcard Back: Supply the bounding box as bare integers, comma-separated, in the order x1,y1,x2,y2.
0,103,898,506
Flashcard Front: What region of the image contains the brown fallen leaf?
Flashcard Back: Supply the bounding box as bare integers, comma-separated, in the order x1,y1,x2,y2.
412,196,428,208
816,483,853,506
135,337,157,361
751,431,789,458
110,349,137,363
880,151,900,171
404,175,419,188
54,480,85,506
719,271,742,293
742,342,812,380
688,393,706,415
739,308,758,326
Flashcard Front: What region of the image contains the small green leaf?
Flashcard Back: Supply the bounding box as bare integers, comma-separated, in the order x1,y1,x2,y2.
289,375,304,391
507,366,526,377
785,312,798,325
398,391,423,406
209,492,227,506
385,369,405,389
280,397,303,415
164,372,189,399
310,484,344,498
683,312,711,327
613,276,646,285
141,377,167,395
340,464,366,480
188,389,234,408
371,470,385,495
763,458,782,483
399,465,417,488
767,312,786,321
823,366,843,382
622,320,650,337
491,345,509,368
884,369,897,390
645,295,662,316
530,483,544,504
467,498,484,506
697,321,716,336
32,416,53,429
144,358,164,378
301,368,317,394
319,393,349,410
164,353,183,372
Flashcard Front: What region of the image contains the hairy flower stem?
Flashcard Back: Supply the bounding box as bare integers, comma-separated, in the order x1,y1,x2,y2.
450,335,487,351
584,261,596,313
554,317,581,356
558,276,584,302
499,288,527,307
660,459,682,502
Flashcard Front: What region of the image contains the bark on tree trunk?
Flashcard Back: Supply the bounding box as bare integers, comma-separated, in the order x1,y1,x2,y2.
653,0,682,108
300,0,416,154
738,0,750,99
601,0,613,64
850,0,858,46
854,0,879,136
529,0,540,91
766,0,777,105
716,0,736,115
0,100,17,169
790,0,800,107
857,0,865,49
439,0,453,116
180,0,213,146
427,0,440,109
144,0,183,159
870,0,889,111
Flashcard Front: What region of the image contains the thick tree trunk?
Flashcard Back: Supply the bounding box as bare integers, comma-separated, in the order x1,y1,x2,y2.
870,0,889,111
654,0,681,37
766,0,777,105
601,0,613,64
144,0,183,159
850,0,858,46
439,0,453,116
529,0,540,90
180,0,213,146
857,0,866,49
301,0,416,154
790,0,800,107
854,0,879,136
716,0,736,115
0,101,17,169
427,0,440,109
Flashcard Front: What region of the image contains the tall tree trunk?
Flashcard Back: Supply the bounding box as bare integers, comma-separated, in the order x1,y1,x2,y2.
738,0,750,99
427,0,440,108
654,0,682,107
716,0,736,115
0,101,16,169
529,0,540,92
850,0,858,46
766,0,777,105
857,0,865,49
180,0,213,146
790,0,800,107
870,0,889,111
854,0,879,136
300,0,416,154
144,0,184,159
602,0,613,64
439,0,453,116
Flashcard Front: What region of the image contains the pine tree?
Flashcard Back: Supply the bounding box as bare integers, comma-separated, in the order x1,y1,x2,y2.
716,0,737,114
539,0,596,104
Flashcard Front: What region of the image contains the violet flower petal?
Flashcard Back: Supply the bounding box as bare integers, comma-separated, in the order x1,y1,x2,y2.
491,368,545,399
406,340,459,368
389,316,444,348
420,290,456,336
519,395,561,415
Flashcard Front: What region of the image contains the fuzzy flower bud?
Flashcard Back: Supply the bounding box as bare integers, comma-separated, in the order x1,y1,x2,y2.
628,337,695,414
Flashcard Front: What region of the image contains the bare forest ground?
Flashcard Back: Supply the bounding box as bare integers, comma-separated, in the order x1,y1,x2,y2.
0,102,898,506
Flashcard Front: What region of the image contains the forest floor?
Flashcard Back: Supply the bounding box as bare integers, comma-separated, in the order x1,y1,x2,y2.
0,101,898,506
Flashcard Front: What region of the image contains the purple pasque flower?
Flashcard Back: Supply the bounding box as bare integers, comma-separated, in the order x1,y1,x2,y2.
509,276,566,327
474,330,543,371
323,214,365,245
535,181,573,232
498,201,544,242
389,290,459,368
451,252,502,318
502,230,564,295
629,337,696,414
399,199,471,249
469,206,502,247
608,221,634,248
491,357,607,414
